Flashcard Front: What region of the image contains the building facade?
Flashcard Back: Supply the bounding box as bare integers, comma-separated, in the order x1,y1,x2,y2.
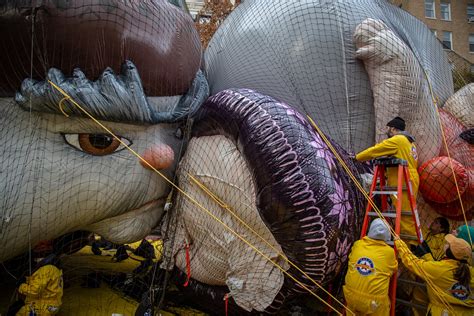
186,0,205,19
394,0,474,70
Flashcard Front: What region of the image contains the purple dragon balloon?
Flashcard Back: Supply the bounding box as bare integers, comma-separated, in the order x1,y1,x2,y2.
161,89,366,313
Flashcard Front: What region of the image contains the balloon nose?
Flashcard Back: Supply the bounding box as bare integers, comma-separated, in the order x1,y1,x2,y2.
140,144,175,170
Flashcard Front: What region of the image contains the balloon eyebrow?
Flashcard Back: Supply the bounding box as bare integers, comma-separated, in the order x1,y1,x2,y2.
14,61,208,125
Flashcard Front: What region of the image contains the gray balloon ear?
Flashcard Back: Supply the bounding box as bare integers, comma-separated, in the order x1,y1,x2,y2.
150,70,209,123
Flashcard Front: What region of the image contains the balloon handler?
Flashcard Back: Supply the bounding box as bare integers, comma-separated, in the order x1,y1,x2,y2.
343,218,398,315
355,117,420,246
15,254,63,316
394,234,474,315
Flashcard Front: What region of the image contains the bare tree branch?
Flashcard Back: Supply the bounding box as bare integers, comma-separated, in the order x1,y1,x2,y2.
195,0,240,48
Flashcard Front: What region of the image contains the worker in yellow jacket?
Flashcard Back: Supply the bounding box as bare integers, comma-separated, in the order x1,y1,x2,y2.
395,234,474,315
416,216,450,261
16,254,63,316
356,117,419,245
344,218,398,315
411,216,450,316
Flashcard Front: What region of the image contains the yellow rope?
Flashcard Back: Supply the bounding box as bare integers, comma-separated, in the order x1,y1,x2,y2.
58,97,71,118
423,69,472,246
47,80,348,315
181,174,347,315
306,116,397,236
188,174,352,314
306,115,456,315
48,77,458,314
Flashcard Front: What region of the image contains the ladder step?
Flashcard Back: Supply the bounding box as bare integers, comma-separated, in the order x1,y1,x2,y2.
362,160,420,316
375,186,407,191
373,157,407,166
372,191,398,195
397,278,426,288
400,234,419,241
396,298,427,310
367,211,413,218
368,212,397,218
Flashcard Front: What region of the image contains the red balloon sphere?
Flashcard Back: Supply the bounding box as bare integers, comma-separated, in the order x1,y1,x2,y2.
418,156,468,204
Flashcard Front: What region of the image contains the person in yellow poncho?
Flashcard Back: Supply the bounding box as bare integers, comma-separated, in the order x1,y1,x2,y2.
16,254,63,316
343,218,398,315
395,234,474,316
418,216,451,261
411,216,450,316
356,117,419,245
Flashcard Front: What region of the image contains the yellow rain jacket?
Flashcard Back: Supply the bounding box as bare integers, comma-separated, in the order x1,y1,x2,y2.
395,239,474,316
356,134,419,242
412,232,447,316
343,237,398,315
17,265,63,316
423,232,447,261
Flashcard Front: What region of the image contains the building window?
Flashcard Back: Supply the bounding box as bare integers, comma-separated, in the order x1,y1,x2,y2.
470,34,474,53
442,31,452,50
440,2,451,21
425,0,435,18
468,5,474,22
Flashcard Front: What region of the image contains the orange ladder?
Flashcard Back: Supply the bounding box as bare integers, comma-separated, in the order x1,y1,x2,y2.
360,157,423,316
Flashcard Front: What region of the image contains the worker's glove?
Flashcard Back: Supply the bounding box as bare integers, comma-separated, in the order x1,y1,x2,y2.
413,241,431,258
164,202,173,212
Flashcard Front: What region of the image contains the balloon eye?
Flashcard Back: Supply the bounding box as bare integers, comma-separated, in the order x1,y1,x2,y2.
63,133,132,156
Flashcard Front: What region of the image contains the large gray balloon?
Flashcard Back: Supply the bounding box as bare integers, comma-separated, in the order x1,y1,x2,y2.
204,0,453,153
